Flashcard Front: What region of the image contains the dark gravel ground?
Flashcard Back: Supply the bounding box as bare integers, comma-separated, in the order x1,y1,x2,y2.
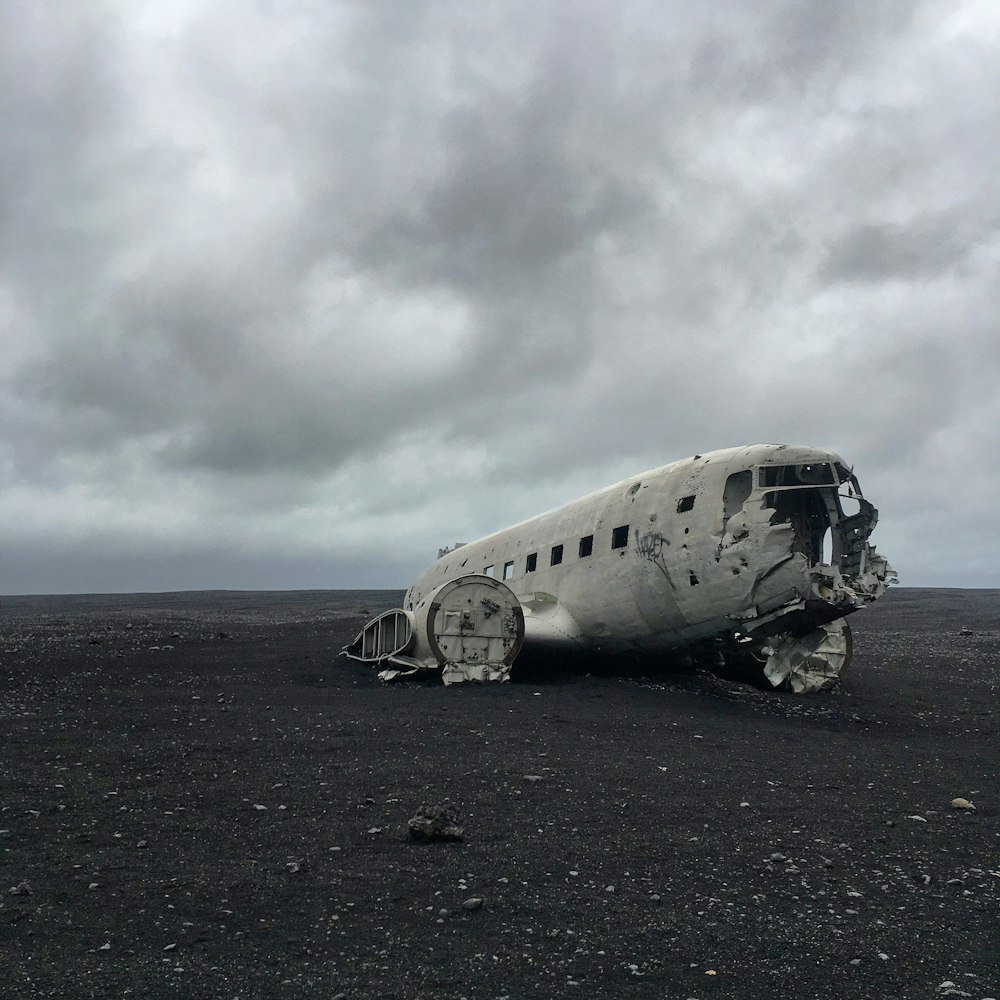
1,587,997,1000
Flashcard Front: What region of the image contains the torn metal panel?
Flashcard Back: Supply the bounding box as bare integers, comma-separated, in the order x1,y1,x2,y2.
342,609,413,664
761,619,853,693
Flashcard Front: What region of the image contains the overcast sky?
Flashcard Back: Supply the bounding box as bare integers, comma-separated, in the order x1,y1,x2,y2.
1,0,998,595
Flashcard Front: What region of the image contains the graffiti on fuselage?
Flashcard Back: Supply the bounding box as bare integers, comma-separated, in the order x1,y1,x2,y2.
636,530,671,580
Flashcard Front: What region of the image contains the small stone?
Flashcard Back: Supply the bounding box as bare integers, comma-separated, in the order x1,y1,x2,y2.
769,852,786,862
88,882,99,890
462,897,483,911
163,943,176,951
8,881,32,896
408,804,463,843
951,797,975,811
907,815,927,822
740,801,750,808
849,958,861,966
99,942,111,951
877,952,889,960
523,775,543,782
253,804,268,811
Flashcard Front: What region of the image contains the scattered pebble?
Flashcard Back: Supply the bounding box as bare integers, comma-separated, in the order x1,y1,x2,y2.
408,803,463,843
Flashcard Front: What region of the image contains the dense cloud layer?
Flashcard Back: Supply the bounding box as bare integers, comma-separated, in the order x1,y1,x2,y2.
2,1,998,592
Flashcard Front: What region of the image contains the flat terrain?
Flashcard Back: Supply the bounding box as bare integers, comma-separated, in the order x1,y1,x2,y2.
1,587,997,1000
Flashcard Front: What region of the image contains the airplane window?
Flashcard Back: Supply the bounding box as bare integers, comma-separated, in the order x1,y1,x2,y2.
484,565,495,577
677,495,695,513
503,561,514,580
525,552,537,572
611,525,629,549
579,534,594,557
550,544,564,566
759,464,836,487
723,471,752,523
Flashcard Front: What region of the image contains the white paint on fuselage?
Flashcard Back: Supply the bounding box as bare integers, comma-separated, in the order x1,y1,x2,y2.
403,444,849,654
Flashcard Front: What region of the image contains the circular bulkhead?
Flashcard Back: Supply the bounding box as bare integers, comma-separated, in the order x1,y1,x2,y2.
415,574,525,683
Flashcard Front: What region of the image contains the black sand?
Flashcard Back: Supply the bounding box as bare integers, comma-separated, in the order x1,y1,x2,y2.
1,588,997,999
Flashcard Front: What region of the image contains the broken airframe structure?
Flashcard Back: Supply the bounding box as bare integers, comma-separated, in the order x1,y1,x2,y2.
342,444,896,692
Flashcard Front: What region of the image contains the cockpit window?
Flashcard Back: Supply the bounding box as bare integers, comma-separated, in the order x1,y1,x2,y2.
759,463,836,488
722,470,753,523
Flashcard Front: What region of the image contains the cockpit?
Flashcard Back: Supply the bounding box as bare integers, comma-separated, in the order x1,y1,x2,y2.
753,461,873,575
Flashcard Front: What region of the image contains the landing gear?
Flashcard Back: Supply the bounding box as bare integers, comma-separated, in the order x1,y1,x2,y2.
761,619,853,693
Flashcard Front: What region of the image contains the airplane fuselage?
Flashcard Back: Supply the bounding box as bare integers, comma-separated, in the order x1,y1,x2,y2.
344,444,895,690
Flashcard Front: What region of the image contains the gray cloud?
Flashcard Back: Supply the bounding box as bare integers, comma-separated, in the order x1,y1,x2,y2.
2,0,998,592
819,209,999,283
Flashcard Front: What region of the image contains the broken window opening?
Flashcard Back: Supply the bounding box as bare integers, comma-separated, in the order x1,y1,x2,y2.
689,571,700,586
525,552,537,573
676,495,695,513
627,482,641,497
611,525,629,549
579,534,594,558
722,470,752,524
550,544,564,566
503,561,514,581
759,463,836,488
762,489,830,565
484,564,495,577
837,493,862,519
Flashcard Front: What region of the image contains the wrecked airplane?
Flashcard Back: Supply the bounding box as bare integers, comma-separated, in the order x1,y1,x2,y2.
342,444,896,692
